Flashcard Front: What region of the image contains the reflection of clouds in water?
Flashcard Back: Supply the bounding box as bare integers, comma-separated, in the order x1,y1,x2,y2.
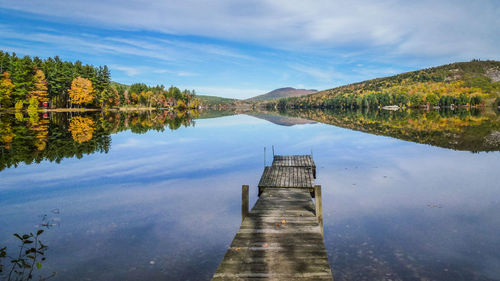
1,170,255,280
0,127,257,190
113,134,199,150
1,114,500,281
290,131,344,147
317,141,500,280
196,114,265,128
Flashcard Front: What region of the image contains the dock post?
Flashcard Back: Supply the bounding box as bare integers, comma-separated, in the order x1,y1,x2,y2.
264,147,266,167
314,185,323,221
242,185,249,222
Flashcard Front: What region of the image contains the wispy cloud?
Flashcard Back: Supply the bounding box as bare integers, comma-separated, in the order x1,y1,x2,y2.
109,64,141,76
0,1,498,97
152,69,198,77
2,0,499,60
288,64,342,83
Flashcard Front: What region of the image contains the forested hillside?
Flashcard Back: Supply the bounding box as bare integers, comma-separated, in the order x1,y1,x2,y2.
197,95,237,106
262,60,500,109
0,51,200,110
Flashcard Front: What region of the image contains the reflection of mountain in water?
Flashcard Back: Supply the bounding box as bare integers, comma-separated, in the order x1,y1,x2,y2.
197,109,237,119
0,110,198,171
246,112,316,126
270,108,500,152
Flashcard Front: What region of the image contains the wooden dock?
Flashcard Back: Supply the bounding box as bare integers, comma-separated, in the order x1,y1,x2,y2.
211,155,333,281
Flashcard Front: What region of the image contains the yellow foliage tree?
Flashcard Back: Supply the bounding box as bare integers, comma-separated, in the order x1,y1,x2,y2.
68,116,95,143
69,77,94,106
29,117,49,151
0,72,15,108
29,68,49,104
130,92,138,104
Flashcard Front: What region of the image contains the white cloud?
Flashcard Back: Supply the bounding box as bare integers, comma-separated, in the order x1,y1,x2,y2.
109,64,141,76
0,24,254,65
2,0,499,60
288,63,342,82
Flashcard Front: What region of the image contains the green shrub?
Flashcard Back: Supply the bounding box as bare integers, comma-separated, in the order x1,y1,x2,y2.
425,93,439,106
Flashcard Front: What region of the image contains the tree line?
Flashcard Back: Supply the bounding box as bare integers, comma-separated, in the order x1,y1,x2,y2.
0,51,200,110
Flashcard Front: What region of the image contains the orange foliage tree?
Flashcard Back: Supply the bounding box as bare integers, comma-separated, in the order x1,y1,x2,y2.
68,116,95,143
68,77,94,106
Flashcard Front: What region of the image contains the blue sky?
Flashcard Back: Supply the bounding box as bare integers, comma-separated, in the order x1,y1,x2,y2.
0,0,499,98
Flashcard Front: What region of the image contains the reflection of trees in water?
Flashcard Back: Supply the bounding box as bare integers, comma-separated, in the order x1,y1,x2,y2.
0,110,197,171
275,108,500,152
69,116,95,144
29,116,50,151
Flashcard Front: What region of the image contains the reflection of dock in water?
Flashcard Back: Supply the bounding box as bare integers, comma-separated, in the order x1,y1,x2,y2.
211,155,333,280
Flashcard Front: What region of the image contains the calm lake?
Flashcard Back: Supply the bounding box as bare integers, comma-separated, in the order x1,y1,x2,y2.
1,109,500,281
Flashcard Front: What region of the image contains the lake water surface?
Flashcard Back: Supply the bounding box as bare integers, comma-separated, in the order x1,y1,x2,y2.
1,110,499,281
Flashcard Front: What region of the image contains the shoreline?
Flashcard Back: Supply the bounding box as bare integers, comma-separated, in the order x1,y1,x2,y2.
0,107,199,113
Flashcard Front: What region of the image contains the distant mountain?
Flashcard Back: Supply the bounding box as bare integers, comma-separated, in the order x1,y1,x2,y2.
247,87,317,101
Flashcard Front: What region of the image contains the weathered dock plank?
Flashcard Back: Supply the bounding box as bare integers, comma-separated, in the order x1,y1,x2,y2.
258,167,314,188
272,155,316,179
212,155,332,281
212,189,332,281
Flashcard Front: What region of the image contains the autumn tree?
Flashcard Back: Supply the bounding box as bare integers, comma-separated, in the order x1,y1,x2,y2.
130,92,138,104
0,72,14,108
27,97,39,112
28,116,49,151
29,68,49,105
68,116,95,143
69,77,94,107
0,119,15,149
107,86,120,107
